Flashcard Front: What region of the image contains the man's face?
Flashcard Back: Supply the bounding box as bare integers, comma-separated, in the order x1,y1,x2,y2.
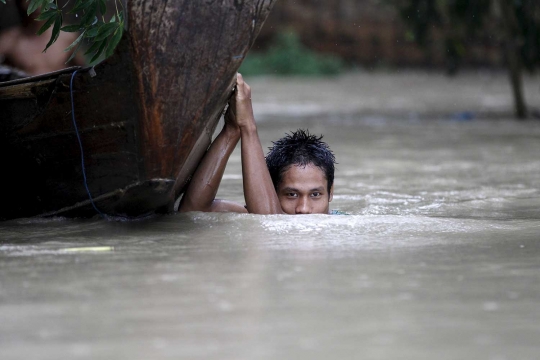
277,163,333,214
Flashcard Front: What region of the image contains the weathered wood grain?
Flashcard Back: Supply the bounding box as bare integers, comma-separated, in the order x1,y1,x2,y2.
0,0,276,220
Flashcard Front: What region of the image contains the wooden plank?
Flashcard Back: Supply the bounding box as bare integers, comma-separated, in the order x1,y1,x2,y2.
0,79,56,100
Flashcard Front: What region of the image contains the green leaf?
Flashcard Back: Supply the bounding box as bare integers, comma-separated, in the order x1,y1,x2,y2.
36,13,58,35
69,0,83,12
64,30,85,52
45,1,56,11
35,8,57,21
94,22,117,41
105,25,123,58
60,24,82,32
82,14,99,28
43,15,62,52
83,38,103,55
84,22,103,38
27,0,42,15
80,2,97,27
90,39,108,63
71,0,94,14
65,40,83,63
98,0,106,15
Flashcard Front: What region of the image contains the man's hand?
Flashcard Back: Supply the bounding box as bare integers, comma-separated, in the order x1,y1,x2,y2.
233,74,284,214
179,72,283,214
224,91,239,134
226,73,256,131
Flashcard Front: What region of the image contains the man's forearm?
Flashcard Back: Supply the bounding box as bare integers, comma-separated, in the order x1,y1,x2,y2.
232,73,282,214
240,125,283,214
179,125,240,212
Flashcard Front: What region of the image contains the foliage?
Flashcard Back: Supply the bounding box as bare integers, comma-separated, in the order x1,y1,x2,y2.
391,0,540,74
239,31,344,76
2,0,124,62
513,1,540,72
390,0,540,118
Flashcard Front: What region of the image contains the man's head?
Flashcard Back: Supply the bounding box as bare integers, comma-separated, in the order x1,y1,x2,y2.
266,129,336,214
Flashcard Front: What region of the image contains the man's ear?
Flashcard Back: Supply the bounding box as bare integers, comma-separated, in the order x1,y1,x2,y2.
328,184,334,202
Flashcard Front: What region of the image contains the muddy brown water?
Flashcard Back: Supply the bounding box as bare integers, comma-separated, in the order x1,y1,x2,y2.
1,72,540,359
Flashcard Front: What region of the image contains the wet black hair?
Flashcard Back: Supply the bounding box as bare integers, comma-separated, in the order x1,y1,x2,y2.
265,129,336,194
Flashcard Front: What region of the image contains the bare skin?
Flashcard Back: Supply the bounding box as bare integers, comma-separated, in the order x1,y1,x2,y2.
177,100,247,213
179,74,333,215
234,74,283,214
0,24,83,75
277,164,333,214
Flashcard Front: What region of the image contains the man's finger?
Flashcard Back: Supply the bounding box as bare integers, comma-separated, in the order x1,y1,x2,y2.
235,74,243,96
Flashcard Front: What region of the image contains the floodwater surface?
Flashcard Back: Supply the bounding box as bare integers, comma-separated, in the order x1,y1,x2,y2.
1,74,540,360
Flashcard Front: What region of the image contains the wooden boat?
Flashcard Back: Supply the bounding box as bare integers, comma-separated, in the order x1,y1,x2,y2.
0,0,276,220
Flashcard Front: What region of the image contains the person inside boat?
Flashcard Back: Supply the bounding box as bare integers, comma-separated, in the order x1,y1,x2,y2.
0,0,84,76
178,74,336,215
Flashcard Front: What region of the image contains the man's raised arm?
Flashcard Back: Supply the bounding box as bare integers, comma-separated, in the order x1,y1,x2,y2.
178,101,247,213
233,74,283,214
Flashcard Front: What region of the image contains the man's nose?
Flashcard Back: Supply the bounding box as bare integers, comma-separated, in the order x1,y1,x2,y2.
295,197,311,214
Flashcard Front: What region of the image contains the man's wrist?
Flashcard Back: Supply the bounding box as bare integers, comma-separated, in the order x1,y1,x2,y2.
222,123,241,138
239,118,257,135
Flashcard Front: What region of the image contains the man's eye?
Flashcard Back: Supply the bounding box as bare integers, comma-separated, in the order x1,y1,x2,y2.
286,193,298,197
311,192,322,197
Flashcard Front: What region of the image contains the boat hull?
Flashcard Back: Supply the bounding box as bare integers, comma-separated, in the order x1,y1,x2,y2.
0,0,275,220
